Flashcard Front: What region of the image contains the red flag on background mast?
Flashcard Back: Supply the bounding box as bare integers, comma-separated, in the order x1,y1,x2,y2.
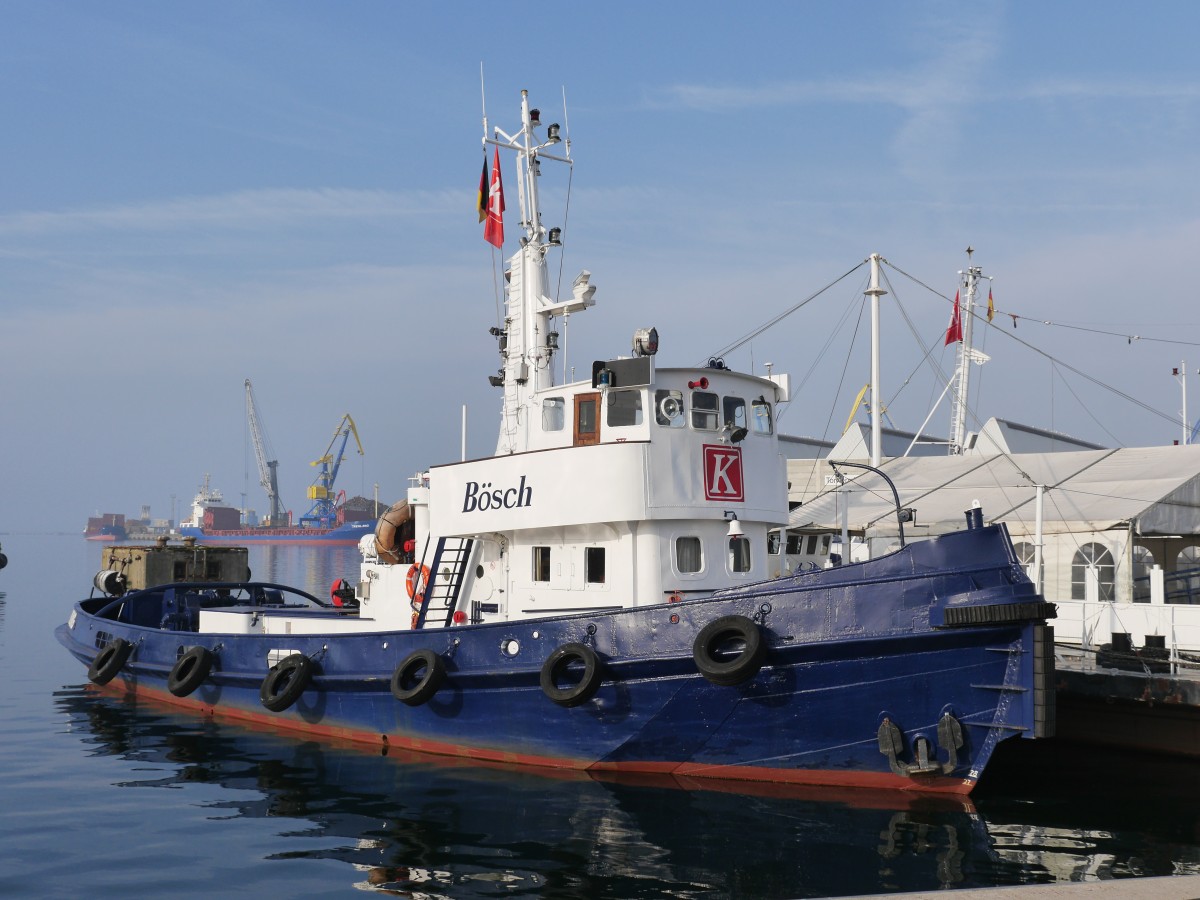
944,291,963,345
483,147,505,248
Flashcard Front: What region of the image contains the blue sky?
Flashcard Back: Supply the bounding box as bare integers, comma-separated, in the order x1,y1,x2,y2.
4,2,1200,533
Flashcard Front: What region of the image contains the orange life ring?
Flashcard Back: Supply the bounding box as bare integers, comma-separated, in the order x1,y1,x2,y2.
406,563,431,602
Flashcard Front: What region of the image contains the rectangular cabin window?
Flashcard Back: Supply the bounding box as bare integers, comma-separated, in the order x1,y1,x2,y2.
752,398,773,434
820,535,831,554
542,397,565,431
723,396,747,432
655,389,685,427
805,535,818,554
585,547,606,584
532,546,551,582
767,531,781,555
729,536,751,573
691,391,719,430
606,389,643,427
786,534,804,554
676,536,703,573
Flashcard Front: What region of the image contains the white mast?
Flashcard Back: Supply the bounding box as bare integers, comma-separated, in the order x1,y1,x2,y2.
1177,361,1190,445
866,253,887,467
948,248,988,456
484,90,594,456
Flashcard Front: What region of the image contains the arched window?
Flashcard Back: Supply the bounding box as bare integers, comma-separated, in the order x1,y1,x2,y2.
1071,543,1114,602
1013,541,1038,582
1132,545,1155,603
1176,546,1200,603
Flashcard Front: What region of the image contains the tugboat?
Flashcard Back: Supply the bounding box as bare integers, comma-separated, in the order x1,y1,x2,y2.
57,90,1054,794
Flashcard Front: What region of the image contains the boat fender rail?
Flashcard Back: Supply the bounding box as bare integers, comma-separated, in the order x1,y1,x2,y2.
692,615,766,686
88,637,133,685
168,646,214,697
391,649,446,706
540,643,603,707
259,653,313,712
936,600,1057,628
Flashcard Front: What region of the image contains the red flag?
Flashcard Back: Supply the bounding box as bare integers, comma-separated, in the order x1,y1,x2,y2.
986,287,995,323
476,157,488,223
944,291,963,345
483,147,504,248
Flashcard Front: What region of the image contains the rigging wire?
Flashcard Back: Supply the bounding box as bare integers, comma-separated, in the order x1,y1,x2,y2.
702,259,869,363
1050,362,1125,447
882,257,1180,430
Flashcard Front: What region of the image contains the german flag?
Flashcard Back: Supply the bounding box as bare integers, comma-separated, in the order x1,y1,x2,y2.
477,157,489,223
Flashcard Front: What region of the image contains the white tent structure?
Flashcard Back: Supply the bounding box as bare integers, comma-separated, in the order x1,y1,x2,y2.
783,444,1200,653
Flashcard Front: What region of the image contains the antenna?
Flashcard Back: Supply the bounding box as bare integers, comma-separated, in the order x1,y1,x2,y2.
479,62,488,141
561,86,571,158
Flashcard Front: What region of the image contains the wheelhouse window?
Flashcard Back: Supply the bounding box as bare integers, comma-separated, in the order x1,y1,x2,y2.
542,397,565,431
691,391,719,430
751,398,773,434
723,396,747,432
532,546,551,582
729,536,751,573
676,536,702,573
655,389,685,427
606,389,643,427
586,547,606,584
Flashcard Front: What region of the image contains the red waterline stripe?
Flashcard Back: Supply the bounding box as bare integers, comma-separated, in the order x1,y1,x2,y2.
99,679,976,797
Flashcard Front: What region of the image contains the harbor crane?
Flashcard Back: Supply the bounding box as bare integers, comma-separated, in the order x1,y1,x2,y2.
245,379,286,526
300,413,365,529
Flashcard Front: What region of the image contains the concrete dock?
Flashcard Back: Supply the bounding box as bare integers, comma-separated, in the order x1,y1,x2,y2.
846,874,1200,898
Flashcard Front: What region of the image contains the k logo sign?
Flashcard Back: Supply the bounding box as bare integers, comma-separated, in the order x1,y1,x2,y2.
703,444,744,502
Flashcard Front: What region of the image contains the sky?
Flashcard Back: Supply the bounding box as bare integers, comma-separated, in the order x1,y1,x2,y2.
4,1,1200,534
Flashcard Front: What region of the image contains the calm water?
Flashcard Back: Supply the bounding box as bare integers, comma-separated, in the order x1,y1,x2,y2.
4,532,1200,898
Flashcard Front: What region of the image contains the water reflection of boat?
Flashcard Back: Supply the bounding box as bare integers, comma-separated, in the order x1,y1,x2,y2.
57,685,1010,897
56,685,1200,895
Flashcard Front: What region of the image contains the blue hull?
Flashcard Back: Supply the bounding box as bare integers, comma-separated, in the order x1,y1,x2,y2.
57,524,1054,794
176,520,373,544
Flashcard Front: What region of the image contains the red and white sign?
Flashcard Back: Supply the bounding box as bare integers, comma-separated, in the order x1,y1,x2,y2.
703,444,744,502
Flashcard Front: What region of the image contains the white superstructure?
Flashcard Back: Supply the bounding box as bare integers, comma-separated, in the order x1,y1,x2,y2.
355,91,792,629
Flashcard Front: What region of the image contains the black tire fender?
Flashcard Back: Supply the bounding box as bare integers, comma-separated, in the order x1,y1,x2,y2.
168,646,214,697
88,637,133,685
692,615,766,685
540,643,603,708
259,653,313,712
390,649,446,706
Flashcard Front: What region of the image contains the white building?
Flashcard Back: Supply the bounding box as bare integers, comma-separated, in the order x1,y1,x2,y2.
781,437,1200,654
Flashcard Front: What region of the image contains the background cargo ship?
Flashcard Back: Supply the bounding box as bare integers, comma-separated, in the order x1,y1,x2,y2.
176,475,380,545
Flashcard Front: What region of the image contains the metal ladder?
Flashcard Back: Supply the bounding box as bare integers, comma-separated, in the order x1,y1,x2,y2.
415,537,475,628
